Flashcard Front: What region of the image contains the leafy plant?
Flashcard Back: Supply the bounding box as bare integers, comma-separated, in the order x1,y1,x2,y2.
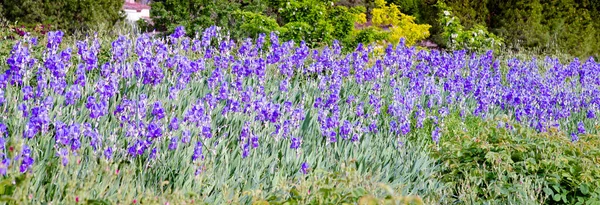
231,10,281,39
434,114,600,204
280,0,328,25
254,162,428,204
437,1,503,52
328,6,357,42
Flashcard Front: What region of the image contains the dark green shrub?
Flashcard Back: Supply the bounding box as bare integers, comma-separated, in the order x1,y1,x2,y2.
150,0,240,35
487,0,599,58
442,0,490,29
1,0,124,33
347,27,388,48
389,0,422,19
423,0,599,57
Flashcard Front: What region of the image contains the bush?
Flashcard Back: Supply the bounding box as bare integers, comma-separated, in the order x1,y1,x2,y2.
348,27,388,47
1,0,124,33
328,6,357,41
389,0,422,19
442,0,490,29
231,10,281,39
281,22,312,44
280,0,328,24
369,0,431,46
150,0,240,35
151,0,355,48
278,0,354,47
371,0,402,26
387,13,431,46
434,114,600,204
280,20,334,47
437,2,503,53
487,0,599,58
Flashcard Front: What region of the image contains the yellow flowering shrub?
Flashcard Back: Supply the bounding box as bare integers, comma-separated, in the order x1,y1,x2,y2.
355,13,367,24
388,13,431,45
370,0,431,46
371,0,401,26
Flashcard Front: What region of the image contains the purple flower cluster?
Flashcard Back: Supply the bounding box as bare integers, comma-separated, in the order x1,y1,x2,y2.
1,25,598,177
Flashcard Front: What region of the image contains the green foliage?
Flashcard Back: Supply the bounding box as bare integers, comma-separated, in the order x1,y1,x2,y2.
442,0,490,29
438,2,503,52
429,0,599,57
328,6,357,41
345,27,389,49
278,0,359,47
313,20,336,45
389,0,422,18
151,0,355,48
150,0,241,35
434,114,600,204
231,10,281,39
135,18,152,33
349,5,367,14
280,20,334,47
280,0,328,24
281,22,313,43
256,162,427,204
0,0,124,33
488,0,600,58
387,13,431,46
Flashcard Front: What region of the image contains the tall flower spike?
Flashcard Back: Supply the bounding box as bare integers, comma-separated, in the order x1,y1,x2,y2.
146,122,163,139
56,148,69,166
251,134,259,148
192,141,204,161
104,147,113,160
300,162,309,174
169,137,179,150
432,127,440,144
577,121,586,134
152,101,165,120
290,137,301,149
0,123,7,136
169,117,180,131
571,133,579,142
19,144,34,173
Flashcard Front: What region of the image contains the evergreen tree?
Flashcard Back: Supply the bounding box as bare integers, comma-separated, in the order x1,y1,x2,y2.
1,0,124,32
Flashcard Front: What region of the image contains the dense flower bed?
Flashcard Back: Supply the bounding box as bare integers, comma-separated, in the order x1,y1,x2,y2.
1,25,599,203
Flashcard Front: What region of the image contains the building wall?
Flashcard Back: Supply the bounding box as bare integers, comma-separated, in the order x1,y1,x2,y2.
124,9,150,21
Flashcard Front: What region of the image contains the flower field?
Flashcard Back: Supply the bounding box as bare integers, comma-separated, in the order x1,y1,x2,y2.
1,26,600,204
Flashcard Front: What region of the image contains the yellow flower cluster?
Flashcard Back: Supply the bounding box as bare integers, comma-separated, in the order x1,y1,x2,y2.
370,0,431,46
